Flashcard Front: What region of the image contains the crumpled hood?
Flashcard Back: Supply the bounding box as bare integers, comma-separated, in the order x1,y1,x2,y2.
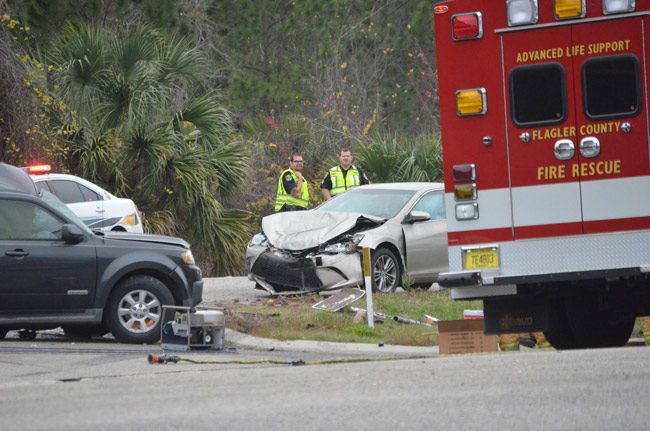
262,211,383,250
100,231,189,248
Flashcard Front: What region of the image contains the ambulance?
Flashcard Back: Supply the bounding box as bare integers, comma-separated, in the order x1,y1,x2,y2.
433,0,650,348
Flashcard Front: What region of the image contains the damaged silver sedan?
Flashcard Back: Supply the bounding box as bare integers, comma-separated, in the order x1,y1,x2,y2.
246,183,448,294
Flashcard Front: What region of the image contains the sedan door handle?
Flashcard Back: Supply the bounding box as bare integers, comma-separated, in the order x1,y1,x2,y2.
5,249,29,258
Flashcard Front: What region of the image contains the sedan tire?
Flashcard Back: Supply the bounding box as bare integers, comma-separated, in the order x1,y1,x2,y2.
372,248,401,293
105,275,174,344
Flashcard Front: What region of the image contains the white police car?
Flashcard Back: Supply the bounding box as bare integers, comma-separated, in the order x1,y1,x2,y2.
27,165,144,233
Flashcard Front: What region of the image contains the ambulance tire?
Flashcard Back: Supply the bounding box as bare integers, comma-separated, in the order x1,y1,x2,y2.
544,299,579,350
371,248,401,293
564,297,635,349
0,329,7,340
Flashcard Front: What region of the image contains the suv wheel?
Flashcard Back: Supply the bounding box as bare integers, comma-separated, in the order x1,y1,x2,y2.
106,275,174,344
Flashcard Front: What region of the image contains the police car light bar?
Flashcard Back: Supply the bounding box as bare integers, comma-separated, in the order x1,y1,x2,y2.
26,164,52,175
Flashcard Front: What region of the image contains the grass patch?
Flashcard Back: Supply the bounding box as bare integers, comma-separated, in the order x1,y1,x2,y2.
224,290,483,346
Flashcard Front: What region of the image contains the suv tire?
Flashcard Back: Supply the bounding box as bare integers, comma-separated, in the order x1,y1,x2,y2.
105,275,174,344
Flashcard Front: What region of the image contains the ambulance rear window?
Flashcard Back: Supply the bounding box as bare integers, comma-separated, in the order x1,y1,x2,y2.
509,63,566,127
582,55,640,120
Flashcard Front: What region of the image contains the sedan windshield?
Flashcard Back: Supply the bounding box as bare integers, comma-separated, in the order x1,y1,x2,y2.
316,188,416,219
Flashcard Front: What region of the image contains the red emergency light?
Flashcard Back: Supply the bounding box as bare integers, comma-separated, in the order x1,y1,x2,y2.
451,12,482,41
26,164,52,175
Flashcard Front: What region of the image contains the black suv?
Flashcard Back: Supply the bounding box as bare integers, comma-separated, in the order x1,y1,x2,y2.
0,163,203,343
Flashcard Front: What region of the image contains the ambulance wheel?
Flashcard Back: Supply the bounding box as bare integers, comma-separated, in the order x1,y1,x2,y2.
372,248,401,293
544,300,578,350
564,296,635,348
105,275,174,344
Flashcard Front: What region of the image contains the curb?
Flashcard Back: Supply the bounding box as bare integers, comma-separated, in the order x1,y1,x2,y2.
224,329,440,357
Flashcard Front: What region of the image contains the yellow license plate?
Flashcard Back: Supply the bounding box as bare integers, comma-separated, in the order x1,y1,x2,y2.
463,247,499,270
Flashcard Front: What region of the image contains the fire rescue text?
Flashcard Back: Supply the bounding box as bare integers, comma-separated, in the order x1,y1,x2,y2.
537,160,621,180
516,39,631,63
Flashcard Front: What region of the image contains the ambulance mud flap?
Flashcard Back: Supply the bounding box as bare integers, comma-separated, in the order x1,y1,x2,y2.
483,297,548,335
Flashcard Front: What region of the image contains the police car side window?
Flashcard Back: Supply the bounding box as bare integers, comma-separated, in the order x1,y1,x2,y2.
48,180,84,204
582,55,640,120
78,184,101,202
510,63,566,127
413,192,445,221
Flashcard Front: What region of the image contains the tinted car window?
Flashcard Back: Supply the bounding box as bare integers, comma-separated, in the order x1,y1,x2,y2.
35,181,51,193
412,192,445,220
79,184,101,201
48,180,84,204
0,199,63,240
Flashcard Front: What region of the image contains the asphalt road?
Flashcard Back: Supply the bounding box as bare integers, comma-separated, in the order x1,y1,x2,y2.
1,278,650,430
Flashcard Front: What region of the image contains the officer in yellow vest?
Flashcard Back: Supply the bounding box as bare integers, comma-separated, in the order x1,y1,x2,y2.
275,153,310,212
320,148,369,200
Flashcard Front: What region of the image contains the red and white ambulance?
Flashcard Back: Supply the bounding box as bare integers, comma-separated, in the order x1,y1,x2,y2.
433,0,650,348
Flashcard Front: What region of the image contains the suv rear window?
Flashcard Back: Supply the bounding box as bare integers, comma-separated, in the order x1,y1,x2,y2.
510,63,566,127
582,55,640,119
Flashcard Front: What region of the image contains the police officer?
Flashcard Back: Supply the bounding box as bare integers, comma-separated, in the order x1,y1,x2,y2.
275,153,310,212
320,148,369,200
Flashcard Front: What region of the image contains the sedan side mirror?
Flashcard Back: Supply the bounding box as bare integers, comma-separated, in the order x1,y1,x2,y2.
403,210,431,224
61,223,85,244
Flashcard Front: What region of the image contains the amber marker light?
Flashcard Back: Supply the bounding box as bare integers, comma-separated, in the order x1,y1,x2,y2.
554,0,585,19
456,88,487,116
454,183,477,201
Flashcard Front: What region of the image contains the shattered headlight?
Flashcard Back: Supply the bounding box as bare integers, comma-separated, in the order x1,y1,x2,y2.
249,233,269,247
322,233,365,254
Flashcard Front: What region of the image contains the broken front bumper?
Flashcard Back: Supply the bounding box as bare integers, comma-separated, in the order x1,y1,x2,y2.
246,247,363,293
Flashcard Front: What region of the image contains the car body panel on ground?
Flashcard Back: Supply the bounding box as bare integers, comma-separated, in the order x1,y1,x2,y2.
246,182,448,294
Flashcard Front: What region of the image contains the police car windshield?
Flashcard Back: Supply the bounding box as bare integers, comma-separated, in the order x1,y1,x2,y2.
39,190,93,234
316,188,416,219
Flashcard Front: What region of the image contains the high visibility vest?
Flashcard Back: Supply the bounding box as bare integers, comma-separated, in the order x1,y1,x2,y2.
329,165,361,196
275,168,310,211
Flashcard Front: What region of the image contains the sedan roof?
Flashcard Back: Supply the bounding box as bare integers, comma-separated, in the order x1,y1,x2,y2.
354,182,444,191
0,163,38,195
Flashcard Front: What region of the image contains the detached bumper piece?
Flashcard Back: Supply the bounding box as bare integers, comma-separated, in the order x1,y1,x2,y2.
251,251,322,290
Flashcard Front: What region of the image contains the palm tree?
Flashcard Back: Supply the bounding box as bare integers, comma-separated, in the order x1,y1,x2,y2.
46,23,251,275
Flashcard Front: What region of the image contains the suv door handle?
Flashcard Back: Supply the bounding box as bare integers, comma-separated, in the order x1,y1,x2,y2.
5,249,29,258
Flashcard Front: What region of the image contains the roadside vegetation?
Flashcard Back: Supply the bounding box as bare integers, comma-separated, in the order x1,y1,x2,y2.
0,1,442,276
213,289,483,346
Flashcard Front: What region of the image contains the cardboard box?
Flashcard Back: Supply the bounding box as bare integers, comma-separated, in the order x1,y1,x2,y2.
438,319,498,355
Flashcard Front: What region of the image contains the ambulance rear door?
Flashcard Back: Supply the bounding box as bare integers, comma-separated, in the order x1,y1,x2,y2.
571,15,650,234
500,13,649,240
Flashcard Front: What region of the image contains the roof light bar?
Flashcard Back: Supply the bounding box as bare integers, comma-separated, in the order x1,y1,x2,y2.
507,0,539,26
26,164,52,175
602,0,635,14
